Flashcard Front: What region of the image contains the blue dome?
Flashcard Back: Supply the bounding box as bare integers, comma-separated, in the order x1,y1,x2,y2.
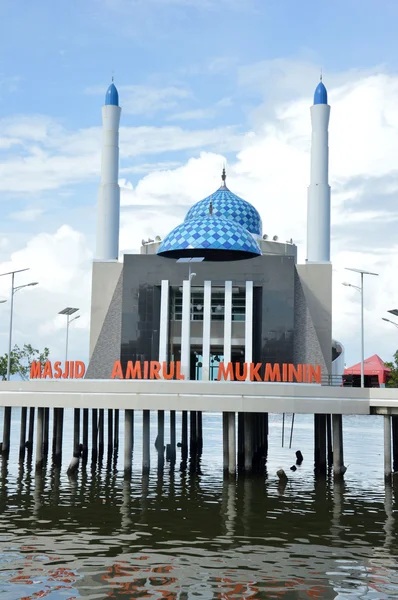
105,82,119,106
157,216,261,261
314,81,327,105
185,184,262,236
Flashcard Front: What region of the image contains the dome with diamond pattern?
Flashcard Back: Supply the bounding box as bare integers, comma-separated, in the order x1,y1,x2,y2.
157,215,261,261
185,170,262,236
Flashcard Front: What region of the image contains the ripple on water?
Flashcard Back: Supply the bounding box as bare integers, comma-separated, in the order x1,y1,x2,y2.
0,414,397,598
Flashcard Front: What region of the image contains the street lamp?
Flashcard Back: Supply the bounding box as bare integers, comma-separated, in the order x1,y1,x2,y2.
177,257,205,281
382,317,398,329
0,268,39,381
58,307,80,362
343,267,379,388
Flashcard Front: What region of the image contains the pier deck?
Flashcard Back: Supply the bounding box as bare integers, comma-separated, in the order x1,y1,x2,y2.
1,380,398,481
0,379,385,414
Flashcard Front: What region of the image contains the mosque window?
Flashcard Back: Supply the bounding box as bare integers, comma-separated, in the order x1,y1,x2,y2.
172,288,246,322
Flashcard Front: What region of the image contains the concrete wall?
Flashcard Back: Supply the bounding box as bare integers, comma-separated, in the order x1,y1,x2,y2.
86,261,123,378
293,263,332,376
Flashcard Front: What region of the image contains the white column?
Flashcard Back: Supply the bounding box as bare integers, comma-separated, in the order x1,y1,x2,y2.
96,104,122,261
307,103,331,263
158,280,170,367
181,279,191,380
202,280,211,381
223,281,232,364
245,281,253,380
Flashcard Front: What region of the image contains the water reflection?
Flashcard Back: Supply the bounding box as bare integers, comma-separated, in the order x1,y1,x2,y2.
0,415,397,598
0,464,396,599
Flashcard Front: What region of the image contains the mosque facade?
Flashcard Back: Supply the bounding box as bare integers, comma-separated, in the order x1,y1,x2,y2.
87,80,340,382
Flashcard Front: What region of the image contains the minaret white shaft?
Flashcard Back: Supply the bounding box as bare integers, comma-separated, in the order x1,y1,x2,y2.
306,103,331,263
96,104,122,261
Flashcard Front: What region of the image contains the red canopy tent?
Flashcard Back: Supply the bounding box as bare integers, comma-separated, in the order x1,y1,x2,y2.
344,354,391,386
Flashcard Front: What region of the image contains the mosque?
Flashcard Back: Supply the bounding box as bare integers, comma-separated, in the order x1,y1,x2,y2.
86,79,344,382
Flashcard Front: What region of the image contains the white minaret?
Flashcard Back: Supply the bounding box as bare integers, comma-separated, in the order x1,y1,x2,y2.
96,80,122,261
306,78,331,263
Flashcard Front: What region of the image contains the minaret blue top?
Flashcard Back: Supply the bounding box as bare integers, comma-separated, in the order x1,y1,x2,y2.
105,81,119,106
314,80,327,105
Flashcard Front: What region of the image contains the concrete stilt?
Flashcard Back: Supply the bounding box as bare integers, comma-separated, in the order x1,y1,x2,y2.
67,408,80,475
43,408,50,459
197,411,203,453
35,407,44,471
98,409,104,458
52,408,58,456
228,412,236,476
73,409,80,456
107,409,113,457
190,411,197,457
326,415,333,468
82,409,89,462
28,407,35,458
19,407,27,462
384,414,392,482
157,410,165,471
237,412,244,472
314,414,327,475
391,416,398,472
170,410,176,464
264,413,269,458
256,413,261,469
54,408,63,467
222,412,229,473
114,409,119,450
92,408,98,463
181,411,188,464
244,413,252,473
2,407,11,458
143,410,150,475
124,409,133,475
332,414,344,478
58,408,64,463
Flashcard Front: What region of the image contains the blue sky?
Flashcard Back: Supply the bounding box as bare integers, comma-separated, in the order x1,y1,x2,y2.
1,0,398,367
2,0,398,124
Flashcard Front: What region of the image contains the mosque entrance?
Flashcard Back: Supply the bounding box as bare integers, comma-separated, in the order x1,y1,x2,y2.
191,346,245,381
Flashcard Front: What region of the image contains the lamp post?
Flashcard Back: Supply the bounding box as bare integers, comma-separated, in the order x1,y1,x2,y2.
58,307,80,362
382,317,398,329
343,267,379,388
0,268,39,380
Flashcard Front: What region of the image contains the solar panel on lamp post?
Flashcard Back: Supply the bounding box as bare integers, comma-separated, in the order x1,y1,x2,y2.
58,307,80,362
177,257,205,281
343,268,379,388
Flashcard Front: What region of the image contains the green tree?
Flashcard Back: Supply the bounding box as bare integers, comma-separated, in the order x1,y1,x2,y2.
385,350,398,388
0,344,50,381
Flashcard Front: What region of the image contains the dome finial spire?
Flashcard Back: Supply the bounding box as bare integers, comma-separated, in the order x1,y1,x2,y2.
222,166,226,184
320,68,322,82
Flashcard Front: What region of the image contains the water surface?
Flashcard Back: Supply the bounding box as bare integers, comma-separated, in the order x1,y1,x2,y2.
0,411,397,599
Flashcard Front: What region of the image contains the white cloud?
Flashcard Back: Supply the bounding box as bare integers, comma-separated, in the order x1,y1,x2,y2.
0,226,92,364
0,115,243,194
9,208,45,222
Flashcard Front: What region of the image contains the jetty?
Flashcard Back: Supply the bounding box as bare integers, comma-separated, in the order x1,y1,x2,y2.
0,379,398,483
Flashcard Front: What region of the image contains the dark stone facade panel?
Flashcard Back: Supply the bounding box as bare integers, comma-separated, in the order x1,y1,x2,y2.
120,254,296,369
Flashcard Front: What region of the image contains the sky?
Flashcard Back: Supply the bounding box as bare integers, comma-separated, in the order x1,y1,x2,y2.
0,0,398,369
